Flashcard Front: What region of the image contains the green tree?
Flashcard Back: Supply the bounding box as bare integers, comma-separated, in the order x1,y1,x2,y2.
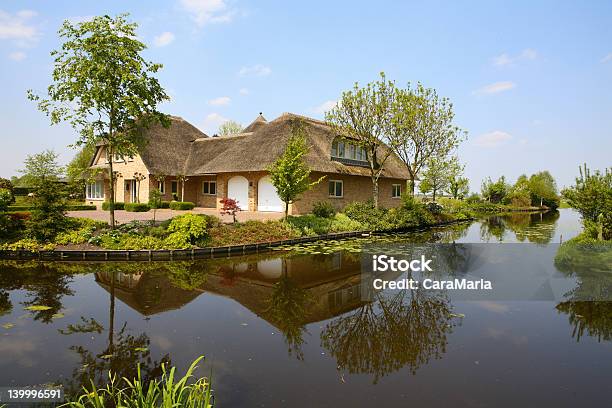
446,160,468,199
268,119,324,219
562,164,611,240
28,14,170,228
481,176,508,204
389,83,466,196
218,120,243,136
504,174,532,207
20,151,68,241
528,171,559,208
326,72,397,208
0,178,14,203
149,188,162,223
419,155,460,201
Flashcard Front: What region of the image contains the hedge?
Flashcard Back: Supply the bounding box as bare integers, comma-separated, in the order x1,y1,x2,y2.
7,204,96,211
161,201,171,208
102,202,125,211
169,201,195,210
124,203,150,212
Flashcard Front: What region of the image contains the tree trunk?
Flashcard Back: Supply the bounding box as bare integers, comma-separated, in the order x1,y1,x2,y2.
108,147,116,229
181,180,185,202
433,188,437,202
285,201,289,221
372,179,379,209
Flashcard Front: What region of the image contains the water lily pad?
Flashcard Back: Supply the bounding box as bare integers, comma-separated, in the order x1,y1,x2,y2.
134,347,148,352
450,313,465,318
2,323,15,329
24,305,53,311
100,354,113,359
51,313,65,319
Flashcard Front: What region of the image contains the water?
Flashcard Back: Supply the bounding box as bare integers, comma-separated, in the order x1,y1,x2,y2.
1,209,610,407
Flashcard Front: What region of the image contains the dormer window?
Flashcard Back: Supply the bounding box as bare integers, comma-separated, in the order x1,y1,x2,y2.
331,138,367,163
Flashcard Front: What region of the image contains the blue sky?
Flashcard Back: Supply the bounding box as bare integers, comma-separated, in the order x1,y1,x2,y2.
1,0,610,190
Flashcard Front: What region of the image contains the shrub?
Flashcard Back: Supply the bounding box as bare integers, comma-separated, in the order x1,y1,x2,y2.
54,217,107,245
312,201,335,218
0,188,12,212
219,198,240,222
163,232,192,249
27,181,68,241
169,201,195,210
425,202,443,214
167,214,208,245
160,201,171,208
66,204,96,211
343,201,387,230
124,202,150,212
465,193,481,204
329,213,364,232
0,238,40,252
287,215,333,235
209,220,298,246
102,201,124,211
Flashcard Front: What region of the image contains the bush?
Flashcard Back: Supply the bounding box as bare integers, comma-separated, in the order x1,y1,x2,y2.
102,201,125,211
27,181,68,241
167,214,208,245
425,202,443,214
54,217,107,245
160,201,171,208
66,204,96,211
0,188,12,212
465,193,481,204
343,201,387,230
0,238,40,252
209,220,298,246
312,201,336,218
169,201,195,210
124,203,150,212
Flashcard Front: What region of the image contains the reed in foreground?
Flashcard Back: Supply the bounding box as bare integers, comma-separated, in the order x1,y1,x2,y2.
62,356,213,408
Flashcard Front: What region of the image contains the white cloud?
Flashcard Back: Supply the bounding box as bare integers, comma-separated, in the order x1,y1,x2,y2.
474,130,512,147
473,81,516,95
180,0,236,26
601,53,612,63
239,87,249,95
8,50,26,61
0,9,38,42
238,64,271,77
202,112,228,134
312,100,336,115
154,31,175,47
492,48,537,67
207,96,231,106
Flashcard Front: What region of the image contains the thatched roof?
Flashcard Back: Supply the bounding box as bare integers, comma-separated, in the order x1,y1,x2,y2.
90,113,410,179
242,113,268,133
185,113,409,179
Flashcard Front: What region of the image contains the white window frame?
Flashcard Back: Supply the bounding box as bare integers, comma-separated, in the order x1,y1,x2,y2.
86,180,105,200
392,184,401,198
331,139,368,163
158,181,165,194
202,181,217,195
329,180,343,198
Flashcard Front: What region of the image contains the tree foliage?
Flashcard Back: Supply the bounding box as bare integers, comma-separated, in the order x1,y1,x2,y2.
419,156,461,201
28,13,170,228
389,83,466,195
481,176,509,204
268,119,323,219
562,164,611,240
217,120,243,136
325,72,396,208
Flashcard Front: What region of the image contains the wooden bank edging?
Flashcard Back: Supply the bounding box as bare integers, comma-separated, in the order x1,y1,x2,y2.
0,219,472,262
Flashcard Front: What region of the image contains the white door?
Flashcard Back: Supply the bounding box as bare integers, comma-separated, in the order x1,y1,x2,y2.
227,176,249,210
257,176,284,212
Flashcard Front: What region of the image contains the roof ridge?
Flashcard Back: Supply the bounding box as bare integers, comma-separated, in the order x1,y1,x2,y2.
272,112,329,127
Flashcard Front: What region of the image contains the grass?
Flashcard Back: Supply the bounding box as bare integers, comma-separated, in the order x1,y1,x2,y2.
61,356,213,408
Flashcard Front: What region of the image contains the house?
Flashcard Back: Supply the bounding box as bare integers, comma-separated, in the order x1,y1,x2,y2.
86,112,410,214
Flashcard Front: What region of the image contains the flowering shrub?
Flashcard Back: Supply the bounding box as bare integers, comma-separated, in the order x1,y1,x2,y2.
220,198,241,223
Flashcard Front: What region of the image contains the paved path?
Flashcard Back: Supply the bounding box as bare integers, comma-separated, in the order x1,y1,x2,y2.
67,208,285,225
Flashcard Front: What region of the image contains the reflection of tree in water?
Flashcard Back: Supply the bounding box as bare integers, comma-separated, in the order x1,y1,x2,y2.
0,290,10,317
0,262,74,322
556,302,612,343
265,268,311,361
320,290,457,383
61,271,170,398
479,211,559,244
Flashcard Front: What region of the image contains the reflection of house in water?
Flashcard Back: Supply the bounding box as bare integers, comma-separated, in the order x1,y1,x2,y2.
94,252,373,325
95,270,202,315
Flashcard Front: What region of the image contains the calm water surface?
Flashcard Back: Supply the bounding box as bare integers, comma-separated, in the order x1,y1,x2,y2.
1,209,610,407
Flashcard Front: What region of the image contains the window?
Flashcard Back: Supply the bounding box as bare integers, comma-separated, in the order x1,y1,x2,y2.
158,181,165,194
171,181,178,194
329,180,343,197
86,181,104,199
331,138,367,162
392,184,401,198
202,181,217,195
